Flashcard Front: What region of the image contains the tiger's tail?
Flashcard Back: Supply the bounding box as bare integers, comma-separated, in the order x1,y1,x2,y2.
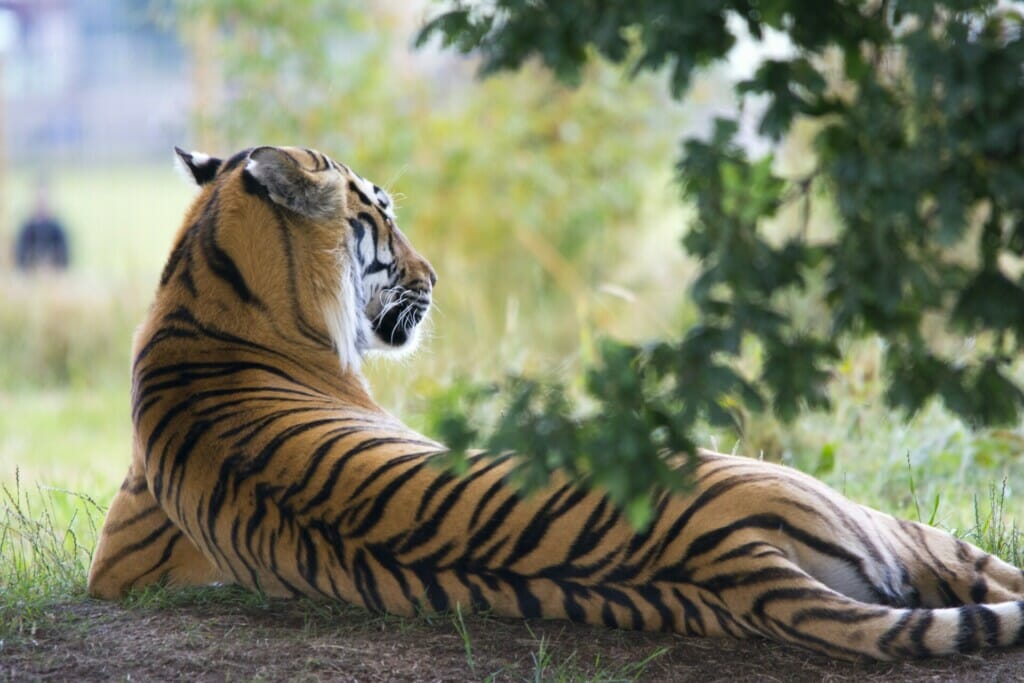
721,557,1024,659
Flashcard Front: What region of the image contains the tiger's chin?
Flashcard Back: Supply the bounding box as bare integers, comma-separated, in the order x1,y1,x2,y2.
364,297,430,360
366,324,426,361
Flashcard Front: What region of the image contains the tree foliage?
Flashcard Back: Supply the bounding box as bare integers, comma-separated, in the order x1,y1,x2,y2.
420,1,1024,522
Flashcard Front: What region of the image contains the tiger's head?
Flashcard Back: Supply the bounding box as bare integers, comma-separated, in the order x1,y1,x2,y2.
170,145,436,371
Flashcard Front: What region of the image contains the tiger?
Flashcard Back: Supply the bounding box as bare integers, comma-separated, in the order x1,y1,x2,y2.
88,144,1024,661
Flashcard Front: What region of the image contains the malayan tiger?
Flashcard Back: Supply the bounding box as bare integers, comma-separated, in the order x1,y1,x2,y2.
88,145,1024,661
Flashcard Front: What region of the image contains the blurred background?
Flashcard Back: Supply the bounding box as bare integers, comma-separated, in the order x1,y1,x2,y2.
0,0,695,501
0,1,1020,534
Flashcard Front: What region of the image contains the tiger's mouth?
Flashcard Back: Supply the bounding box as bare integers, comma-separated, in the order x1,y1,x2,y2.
368,286,431,348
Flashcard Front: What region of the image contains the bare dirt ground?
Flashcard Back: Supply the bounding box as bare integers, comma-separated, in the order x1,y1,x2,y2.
4,595,1024,682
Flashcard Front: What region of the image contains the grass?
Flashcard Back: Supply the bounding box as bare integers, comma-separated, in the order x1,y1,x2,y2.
0,475,100,641
0,388,128,497
522,622,669,682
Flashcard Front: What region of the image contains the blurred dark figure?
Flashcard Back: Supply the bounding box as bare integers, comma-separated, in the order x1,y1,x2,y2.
15,181,69,271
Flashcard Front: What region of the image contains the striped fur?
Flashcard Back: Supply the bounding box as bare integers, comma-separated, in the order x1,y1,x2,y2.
89,146,1024,660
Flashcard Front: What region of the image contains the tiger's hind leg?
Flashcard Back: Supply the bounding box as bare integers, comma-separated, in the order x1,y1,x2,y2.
88,463,228,599
885,516,1024,607
708,547,1024,659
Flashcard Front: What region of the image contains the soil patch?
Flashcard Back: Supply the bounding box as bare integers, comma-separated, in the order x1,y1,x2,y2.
3,596,1023,681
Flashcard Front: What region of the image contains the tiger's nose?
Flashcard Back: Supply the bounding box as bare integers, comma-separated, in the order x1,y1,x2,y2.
426,263,438,288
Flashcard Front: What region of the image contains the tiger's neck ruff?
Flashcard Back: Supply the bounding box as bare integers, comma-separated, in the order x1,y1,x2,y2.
89,146,1024,662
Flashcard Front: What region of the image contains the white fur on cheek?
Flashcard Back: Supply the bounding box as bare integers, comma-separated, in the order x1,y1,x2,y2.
321,248,365,373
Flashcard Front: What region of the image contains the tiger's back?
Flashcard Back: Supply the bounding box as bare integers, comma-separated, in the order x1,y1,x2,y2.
89,145,1024,661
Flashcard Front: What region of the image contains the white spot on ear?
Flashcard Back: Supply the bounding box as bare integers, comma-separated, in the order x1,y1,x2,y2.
190,152,211,165
173,153,200,189
245,158,259,172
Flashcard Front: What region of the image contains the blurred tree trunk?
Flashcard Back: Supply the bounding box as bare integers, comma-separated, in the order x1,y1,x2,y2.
186,9,219,152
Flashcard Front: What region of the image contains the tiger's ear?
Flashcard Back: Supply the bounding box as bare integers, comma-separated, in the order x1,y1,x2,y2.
243,146,343,219
174,147,222,186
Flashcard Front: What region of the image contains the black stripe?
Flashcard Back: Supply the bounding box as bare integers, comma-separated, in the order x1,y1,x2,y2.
120,474,149,495
309,518,349,574
750,586,845,620
292,528,319,589
456,569,491,612
978,605,1000,648
792,604,892,627
466,454,514,531
880,610,913,655
409,563,451,613
400,458,509,554
672,587,706,635
222,148,253,173
187,155,221,185
1016,602,1024,645
600,602,617,628
200,193,262,306
228,516,262,591
366,541,418,607
348,217,367,253
140,532,187,583
711,541,783,564
303,148,322,170
93,519,176,573
955,606,979,652
594,585,645,630
132,327,200,365
278,426,365,506
299,437,426,515
413,470,457,521
164,419,218,521
159,234,188,287
908,610,933,656
651,472,754,565
510,576,542,618
271,206,332,347
232,418,340,488
179,248,198,297
104,503,162,535
569,493,614,565
562,585,587,623
673,513,879,597
700,565,811,593
636,584,675,632
144,306,300,365
506,483,578,564
467,493,520,559
135,360,311,420
346,458,431,538
348,181,372,206
474,535,510,568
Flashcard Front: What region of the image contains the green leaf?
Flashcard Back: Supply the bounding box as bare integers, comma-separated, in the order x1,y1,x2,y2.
815,443,837,476
952,269,1024,337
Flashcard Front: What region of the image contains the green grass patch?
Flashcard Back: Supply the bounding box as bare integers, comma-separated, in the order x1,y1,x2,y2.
0,475,101,640
0,387,129,497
